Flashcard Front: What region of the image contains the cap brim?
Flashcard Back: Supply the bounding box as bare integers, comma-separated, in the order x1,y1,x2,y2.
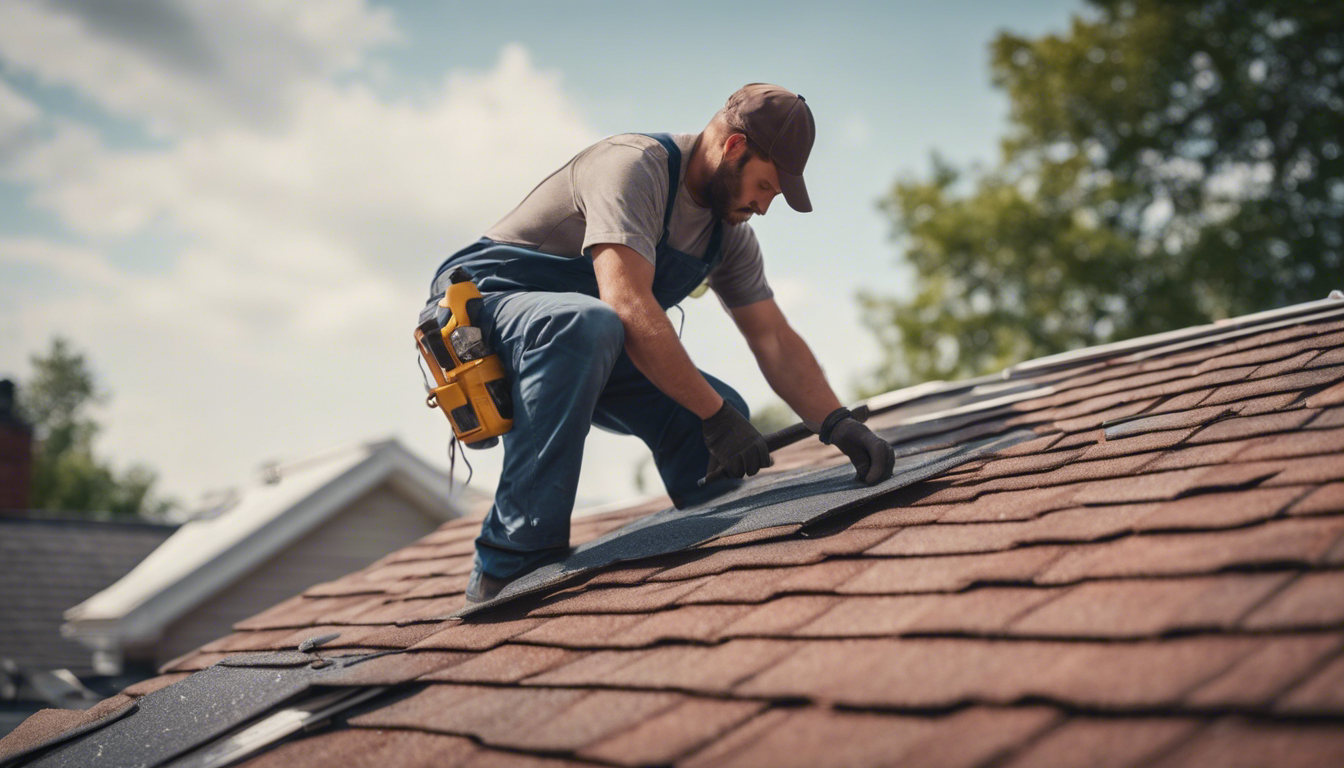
779,169,812,213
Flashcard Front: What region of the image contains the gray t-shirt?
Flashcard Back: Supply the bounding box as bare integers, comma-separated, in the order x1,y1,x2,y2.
484,133,773,308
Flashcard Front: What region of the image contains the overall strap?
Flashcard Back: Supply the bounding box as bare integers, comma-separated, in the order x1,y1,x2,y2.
642,133,681,249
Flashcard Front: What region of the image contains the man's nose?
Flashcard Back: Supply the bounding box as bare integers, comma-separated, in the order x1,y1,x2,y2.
754,193,775,217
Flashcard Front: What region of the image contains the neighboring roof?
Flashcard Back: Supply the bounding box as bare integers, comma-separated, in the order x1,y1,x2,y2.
62,439,471,651
0,518,176,675
4,297,1344,767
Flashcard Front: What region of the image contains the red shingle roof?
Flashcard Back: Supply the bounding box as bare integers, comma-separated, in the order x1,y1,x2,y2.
4,304,1344,767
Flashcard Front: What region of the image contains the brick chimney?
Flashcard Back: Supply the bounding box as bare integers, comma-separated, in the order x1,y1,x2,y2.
0,379,33,511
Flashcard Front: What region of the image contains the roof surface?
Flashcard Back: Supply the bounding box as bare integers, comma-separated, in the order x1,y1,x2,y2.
4,300,1344,767
0,517,176,675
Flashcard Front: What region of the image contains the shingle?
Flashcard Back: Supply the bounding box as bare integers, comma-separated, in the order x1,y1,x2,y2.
318,650,475,685
0,694,137,766
838,546,1065,594
531,639,798,693
936,485,1082,523
1149,717,1344,768
1202,364,1344,408
1276,652,1344,714
1101,404,1239,438
527,579,709,615
1133,485,1308,530
1009,574,1291,638
233,595,385,631
795,587,1061,637
952,452,1156,495
683,706,1057,768
1242,571,1344,630
737,636,1259,709
957,448,1086,482
349,684,640,753
998,717,1202,768
120,673,191,698
717,595,843,638
1077,427,1193,461
676,559,871,604
865,504,1155,556
845,502,949,528
1184,634,1342,708
1236,428,1344,462
418,644,583,684
604,604,757,647
1036,517,1344,584
645,530,891,582
1288,483,1344,516
1249,349,1325,378
1066,464,1279,505
511,612,648,648
1054,397,1160,433
1254,454,1344,486
577,698,765,767
1186,409,1318,444
409,617,546,651
227,725,483,768
1307,381,1344,408
990,432,1065,458
398,575,472,599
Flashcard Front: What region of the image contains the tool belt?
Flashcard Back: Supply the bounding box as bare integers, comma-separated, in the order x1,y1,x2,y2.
415,267,513,448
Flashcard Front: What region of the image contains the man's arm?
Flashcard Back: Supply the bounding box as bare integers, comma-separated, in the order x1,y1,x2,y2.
731,297,894,485
592,242,770,480
590,243,724,418
728,298,843,425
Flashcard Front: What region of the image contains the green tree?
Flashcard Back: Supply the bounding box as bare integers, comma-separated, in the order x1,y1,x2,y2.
862,0,1343,391
17,337,175,520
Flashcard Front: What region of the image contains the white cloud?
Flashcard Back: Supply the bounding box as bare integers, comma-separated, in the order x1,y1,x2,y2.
0,0,398,136
1,35,601,503
0,79,41,149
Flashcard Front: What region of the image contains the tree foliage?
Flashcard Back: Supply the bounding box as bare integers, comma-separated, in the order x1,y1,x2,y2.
17,338,175,520
862,0,1343,391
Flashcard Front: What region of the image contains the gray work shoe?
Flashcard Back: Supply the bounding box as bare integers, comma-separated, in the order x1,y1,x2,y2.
465,563,512,604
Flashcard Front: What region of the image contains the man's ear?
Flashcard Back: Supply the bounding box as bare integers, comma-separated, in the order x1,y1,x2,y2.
722,132,748,161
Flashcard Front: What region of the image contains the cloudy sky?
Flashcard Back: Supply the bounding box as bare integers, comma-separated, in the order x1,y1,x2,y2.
0,0,1081,512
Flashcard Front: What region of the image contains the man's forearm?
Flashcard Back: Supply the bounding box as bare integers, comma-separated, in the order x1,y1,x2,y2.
614,296,725,419
752,325,843,426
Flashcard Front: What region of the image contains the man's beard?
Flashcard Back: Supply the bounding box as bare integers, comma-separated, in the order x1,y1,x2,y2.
705,152,750,223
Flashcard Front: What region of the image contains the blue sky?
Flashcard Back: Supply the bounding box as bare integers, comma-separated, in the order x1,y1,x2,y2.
0,0,1082,510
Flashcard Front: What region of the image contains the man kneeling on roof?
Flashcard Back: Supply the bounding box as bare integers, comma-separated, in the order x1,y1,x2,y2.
426,83,896,603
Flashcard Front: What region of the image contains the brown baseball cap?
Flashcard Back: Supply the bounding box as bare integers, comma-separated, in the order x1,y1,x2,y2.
725,83,815,212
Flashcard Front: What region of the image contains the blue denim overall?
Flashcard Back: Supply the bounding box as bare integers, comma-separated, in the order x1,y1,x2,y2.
428,134,749,579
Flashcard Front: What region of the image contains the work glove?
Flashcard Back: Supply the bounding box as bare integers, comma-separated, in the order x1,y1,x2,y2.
820,407,895,485
702,400,771,479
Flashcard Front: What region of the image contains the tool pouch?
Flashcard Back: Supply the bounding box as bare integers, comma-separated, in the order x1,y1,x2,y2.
415,268,513,448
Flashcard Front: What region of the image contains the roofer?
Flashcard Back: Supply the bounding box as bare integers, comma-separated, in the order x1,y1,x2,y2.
426,83,896,603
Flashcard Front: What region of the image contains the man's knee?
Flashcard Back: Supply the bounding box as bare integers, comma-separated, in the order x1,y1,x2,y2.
528,298,624,356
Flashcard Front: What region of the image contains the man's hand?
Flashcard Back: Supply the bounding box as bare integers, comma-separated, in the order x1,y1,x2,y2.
820,407,895,485
702,401,771,479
